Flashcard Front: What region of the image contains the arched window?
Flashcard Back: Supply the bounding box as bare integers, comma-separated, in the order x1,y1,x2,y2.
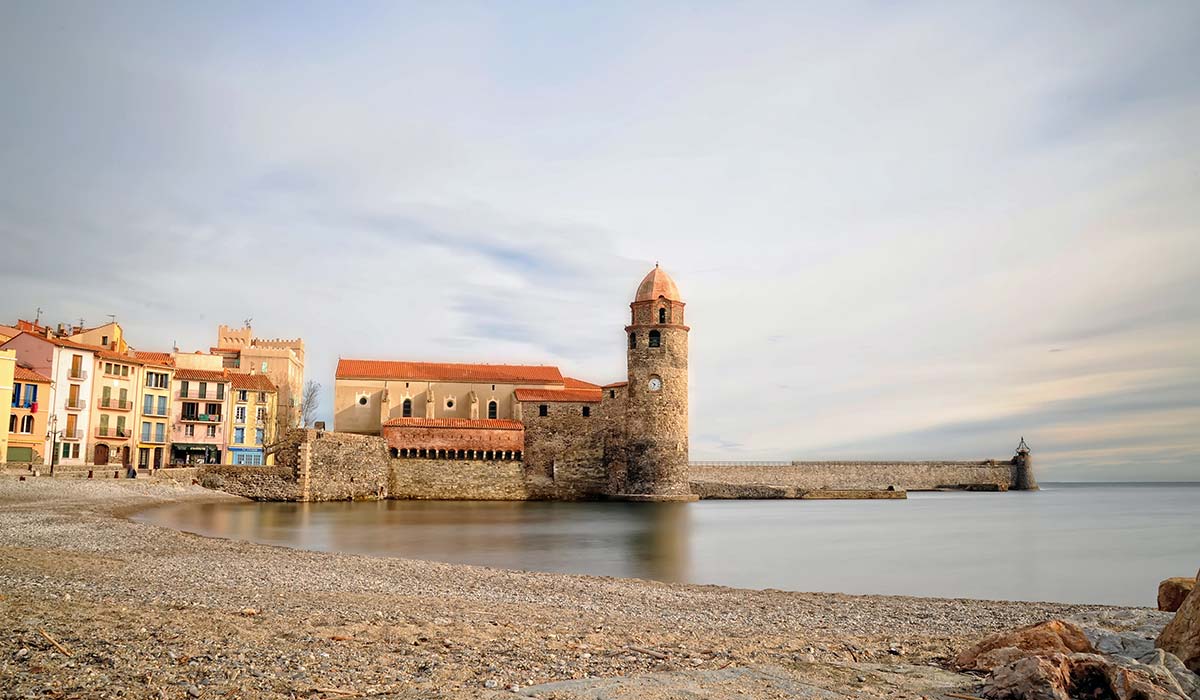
628,332,637,349
658,307,666,323
7,415,14,433
402,398,412,418
487,400,498,419
21,415,33,433
648,330,661,348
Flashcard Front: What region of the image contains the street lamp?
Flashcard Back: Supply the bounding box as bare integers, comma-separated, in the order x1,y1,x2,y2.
46,413,62,476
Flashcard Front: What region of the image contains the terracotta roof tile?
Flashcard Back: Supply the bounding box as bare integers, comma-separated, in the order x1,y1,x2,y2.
229,372,276,391
9,332,105,352
513,387,603,403
13,365,51,383
601,381,628,389
98,350,147,364
132,351,175,367
634,264,682,302
173,368,231,382
382,417,524,431
562,376,601,390
337,359,562,385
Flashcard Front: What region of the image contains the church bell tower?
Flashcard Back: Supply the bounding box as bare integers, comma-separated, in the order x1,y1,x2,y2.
620,264,696,501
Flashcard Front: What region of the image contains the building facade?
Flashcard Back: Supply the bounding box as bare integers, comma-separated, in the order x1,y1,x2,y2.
225,372,277,465
333,265,694,500
89,350,141,466
1,333,101,467
212,325,304,428
133,352,174,469
6,363,51,464
0,349,13,462
170,368,230,465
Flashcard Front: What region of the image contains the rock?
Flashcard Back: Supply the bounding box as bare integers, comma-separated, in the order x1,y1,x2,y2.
239,607,259,617
1137,649,1200,700
1160,577,1197,613
981,653,1187,700
956,620,1096,672
1157,567,1200,673
1083,626,1157,659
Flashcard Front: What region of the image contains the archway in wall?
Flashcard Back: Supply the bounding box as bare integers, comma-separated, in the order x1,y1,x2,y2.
95,444,110,466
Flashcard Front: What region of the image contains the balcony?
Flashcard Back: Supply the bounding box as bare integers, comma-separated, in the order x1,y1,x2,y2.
142,406,170,418
141,433,168,445
174,424,222,437
99,398,132,411
177,391,225,401
95,427,132,440
10,399,36,410
60,429,83,441
180,413,223,423
68,368,88,381
65,398,87,411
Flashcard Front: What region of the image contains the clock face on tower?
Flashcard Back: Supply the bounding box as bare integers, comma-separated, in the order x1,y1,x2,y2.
648,376,663,392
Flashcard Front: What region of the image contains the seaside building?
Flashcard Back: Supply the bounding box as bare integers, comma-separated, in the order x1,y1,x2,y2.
170,367,231,465
132,352,174,469
68,321,129,352
0,333,101,467
332,264,694,500
88,350,142,466
0,349,13,461
6,362,51,464
211,325,304,428
225,372,278,465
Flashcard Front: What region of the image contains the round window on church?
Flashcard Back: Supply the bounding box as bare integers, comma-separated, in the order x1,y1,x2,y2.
445,398,455,410
357,396,368,406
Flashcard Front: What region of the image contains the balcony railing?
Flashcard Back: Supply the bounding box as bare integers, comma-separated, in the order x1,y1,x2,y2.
60,429,83,441
142,406,170,417
177,390,225,401
174,425,222,436
99,398,132,411
10,400,36,410
68,368,88,381
65,398,87,411
180,414,222,423
141,433,168,445
95,427,132,439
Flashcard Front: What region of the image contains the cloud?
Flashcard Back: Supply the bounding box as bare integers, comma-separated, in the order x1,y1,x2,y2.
1,1,1198,479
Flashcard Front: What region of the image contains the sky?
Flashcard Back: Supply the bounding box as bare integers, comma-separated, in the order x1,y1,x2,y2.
2,1,1198,481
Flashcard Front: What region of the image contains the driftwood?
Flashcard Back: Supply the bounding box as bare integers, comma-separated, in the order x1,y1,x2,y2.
38,628,72,657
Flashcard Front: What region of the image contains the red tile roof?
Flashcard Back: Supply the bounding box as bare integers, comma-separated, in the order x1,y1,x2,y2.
601,381,628,389
513,387,603,403
562,376,601,390
382,417,524,431
13,365,51,383
132,351,175,367
98,350,147,364
337,359,563,385
173,368,231,382
229,372,276,391
7,332,104,352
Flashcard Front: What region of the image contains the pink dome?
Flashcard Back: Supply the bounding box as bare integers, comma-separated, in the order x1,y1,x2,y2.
634,264,681,302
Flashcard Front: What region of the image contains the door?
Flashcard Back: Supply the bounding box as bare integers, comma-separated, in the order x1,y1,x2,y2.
121,446,131,466
94,444,110,465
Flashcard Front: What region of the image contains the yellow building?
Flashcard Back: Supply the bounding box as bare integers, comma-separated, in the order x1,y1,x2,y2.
69,321,129,352
0,349,14,461
132,352,174,469
89,350,142,466
225,372,277,465
7,362,52,464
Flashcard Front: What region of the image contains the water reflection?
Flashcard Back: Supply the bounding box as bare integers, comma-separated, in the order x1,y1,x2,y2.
135,484,1200,606
155,499,691,582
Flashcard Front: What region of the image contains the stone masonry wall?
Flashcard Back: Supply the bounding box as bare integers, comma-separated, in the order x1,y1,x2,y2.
303,430,391,501
388,459,537,500
519,400,617,499
688,460,1017,492
198,465,301,500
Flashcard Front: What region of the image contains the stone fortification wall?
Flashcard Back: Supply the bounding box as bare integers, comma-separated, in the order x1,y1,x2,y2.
519,400,612,498
301,430,391,501
688,460,1018,492
388,459,537,500
198,465,300,500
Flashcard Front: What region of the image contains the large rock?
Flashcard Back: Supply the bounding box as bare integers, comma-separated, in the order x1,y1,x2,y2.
1158,567,1200,672
981,653,1187,700
1160,577,1197,613
956,620,1096,672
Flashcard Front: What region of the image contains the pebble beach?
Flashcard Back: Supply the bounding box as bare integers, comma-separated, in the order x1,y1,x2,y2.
0,478,1172,699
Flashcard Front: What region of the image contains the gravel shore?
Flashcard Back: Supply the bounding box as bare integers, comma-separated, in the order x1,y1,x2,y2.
0,478,1171,699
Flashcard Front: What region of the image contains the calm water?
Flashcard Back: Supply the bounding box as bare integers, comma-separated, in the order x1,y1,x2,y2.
134,483,1199,606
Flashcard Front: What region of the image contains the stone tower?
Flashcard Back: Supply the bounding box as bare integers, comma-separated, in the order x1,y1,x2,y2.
1011,437,1038,491
619,264,697,501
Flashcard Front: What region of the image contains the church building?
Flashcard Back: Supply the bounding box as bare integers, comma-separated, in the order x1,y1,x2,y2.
333,264,695,500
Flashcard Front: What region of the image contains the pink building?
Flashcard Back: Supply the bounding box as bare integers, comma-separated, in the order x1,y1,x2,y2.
170,368,230,465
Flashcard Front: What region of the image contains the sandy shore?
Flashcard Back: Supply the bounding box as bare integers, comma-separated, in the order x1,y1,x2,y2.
0,478,1171,699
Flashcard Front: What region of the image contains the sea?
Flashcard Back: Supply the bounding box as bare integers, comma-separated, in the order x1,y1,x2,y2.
133,482,1199,607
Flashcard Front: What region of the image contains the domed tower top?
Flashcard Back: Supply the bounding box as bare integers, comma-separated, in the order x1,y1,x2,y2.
634,264,682,302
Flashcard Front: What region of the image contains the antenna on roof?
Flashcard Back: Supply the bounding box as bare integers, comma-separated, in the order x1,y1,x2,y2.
107,314,116,325
243,317,253,329
35,307,42,325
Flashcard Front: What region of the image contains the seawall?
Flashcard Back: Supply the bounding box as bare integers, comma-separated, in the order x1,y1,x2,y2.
689,460,1021,492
